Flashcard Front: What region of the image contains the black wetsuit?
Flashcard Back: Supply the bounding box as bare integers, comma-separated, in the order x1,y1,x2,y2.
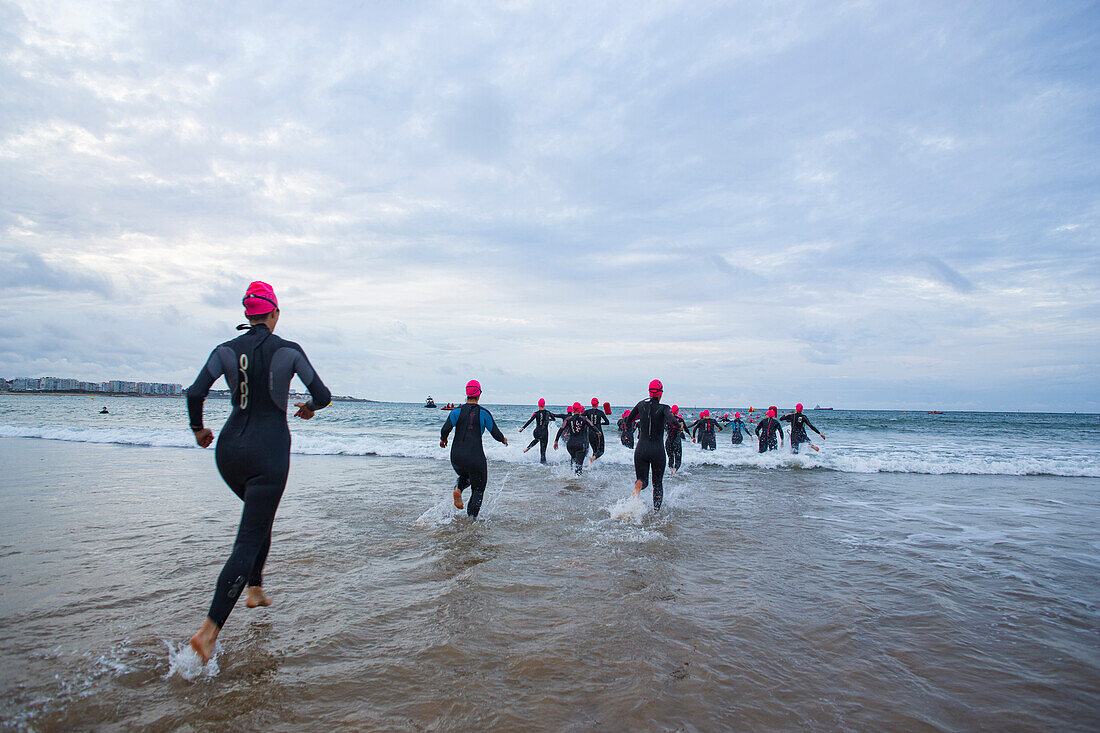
617,417,636,448
186,324,331,629
441,403,506,517
780,411,822,454
729,418,752,445
521,409,558,463
665,416,689,471
625,398,675,509
690,417,723,451
583,407,610,460
555,414,595,473
754,417,783,453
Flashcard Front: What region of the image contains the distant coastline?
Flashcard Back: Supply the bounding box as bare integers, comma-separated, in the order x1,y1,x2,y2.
0,391,374,403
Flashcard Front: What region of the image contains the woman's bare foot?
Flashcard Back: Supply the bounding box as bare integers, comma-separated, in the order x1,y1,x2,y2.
245,586,271,608
189,619,220,663
452,488,464,509
633,480,643,498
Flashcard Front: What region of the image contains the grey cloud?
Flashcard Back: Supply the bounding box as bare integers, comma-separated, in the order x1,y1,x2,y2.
918,256,976,293
0,251,114,297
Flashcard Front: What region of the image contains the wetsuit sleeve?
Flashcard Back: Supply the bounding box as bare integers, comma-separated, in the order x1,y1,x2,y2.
689,420,700,439
554,422,566,442
292,349,331,412
625,400,644,426
777,421,784,439
599,413,609,426
521,413,537,429
780,414,792,424
803,416,822,435
754,421,764,437
715,421,724,431
487,415,506,443
185,348,224,430
441,407,460,440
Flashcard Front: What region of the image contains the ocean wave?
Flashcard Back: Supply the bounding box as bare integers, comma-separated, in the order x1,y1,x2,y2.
1,424,1098,477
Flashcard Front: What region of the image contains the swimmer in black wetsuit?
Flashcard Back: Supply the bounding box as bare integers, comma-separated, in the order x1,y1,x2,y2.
780,403,824,454
617,409,636,448
625,380,676,509
729,412,752,445
519,398,558,464
665,404,691,473
689,409,723,451
185,281,331,663
583,397,610,463
554,402,595,474
440,380,509,516
755,406,784,453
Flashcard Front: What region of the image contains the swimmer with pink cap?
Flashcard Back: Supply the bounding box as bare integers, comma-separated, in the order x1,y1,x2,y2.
665,404,692,472
754,406,784,453
617,408,638,449
689,409,723,451
554,402,597,473
780,402,824,454
440,379,508,515
624,379,675,508
582,397,610,464
520,397,560,463
729,411,752,445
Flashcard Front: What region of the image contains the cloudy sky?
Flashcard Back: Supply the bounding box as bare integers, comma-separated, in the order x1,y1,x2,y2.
1,0,1097,410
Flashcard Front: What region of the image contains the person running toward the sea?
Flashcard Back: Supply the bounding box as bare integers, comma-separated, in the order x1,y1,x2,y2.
729,412,753,445
625,379,676,510
440,380,508,516
665,405,691,474
690,409,723,451
185,281,331,663
554,403,595,474
617,409,636,449
519,398,558,464
583,397,610,463
780,403,825,454
755,406,784,453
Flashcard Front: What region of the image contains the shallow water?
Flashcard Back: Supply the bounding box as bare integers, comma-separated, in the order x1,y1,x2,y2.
2,429,1098,730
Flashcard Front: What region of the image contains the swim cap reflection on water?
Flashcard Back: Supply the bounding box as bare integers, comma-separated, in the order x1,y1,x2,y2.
466,380,482,398
538,398,545,408
649,379,663,395
671,405,679,414
243,281,278,316
796,403,803,412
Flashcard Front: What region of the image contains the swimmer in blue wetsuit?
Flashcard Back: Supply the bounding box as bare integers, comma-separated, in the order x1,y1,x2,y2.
185,281,331,663
729,412,753,445
440,380,508,516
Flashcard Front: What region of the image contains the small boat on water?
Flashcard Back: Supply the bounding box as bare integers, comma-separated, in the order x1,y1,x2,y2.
440,403,456,410
813,405,833,410
423,396,437,408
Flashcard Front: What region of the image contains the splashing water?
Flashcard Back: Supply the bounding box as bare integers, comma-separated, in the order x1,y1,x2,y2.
163,641,219,680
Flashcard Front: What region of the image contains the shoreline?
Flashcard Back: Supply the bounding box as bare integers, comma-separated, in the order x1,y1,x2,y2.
0,391,373,402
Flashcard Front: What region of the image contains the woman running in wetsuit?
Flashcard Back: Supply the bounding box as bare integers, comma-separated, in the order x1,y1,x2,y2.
729,412,753,445
440,380,508,516
519,398,558,464
755,406,784,453
554,403,595,474
780,403,825,454
625,380,676,509
665,405,691,473
185,281,331,663
689,410,723,451
583,397,610,463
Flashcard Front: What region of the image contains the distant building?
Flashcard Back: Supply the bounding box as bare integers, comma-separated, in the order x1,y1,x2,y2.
4,377,181,395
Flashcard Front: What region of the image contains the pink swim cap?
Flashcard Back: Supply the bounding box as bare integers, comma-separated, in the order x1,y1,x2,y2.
796,403,803,411
768,406,777,417
622,409,630,418
591,397,599,406
649,379,663,395
466,380,482,398
572,401,582,413
671,405,679,414
538,398,545,408
701,409,710,418
243,281,278,316
735,412,741,419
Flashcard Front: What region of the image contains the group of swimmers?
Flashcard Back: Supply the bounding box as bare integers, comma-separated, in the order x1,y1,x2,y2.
183,281,827,663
